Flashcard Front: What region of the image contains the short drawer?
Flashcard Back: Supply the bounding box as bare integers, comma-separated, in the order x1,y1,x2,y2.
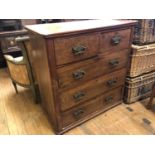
54,33,99,65
57,49,129,88
100,29,131,53
59,68,126,111
61,87,123,128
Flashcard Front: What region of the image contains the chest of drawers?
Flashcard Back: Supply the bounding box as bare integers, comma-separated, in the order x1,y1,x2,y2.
26,20,137,134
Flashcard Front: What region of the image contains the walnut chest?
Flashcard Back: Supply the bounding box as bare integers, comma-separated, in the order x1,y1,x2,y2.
26,20,137,134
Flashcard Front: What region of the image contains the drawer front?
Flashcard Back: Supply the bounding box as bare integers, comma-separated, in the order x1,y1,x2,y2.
61,87,123,128
100,29,131,53
57,49,129,88
60,68,126,111
54,33,99,65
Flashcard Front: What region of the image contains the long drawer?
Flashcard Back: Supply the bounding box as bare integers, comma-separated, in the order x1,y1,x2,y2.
57,49,129,88
61,86,123,128
54,33,99,65
59,68,126,111
100,28,131,53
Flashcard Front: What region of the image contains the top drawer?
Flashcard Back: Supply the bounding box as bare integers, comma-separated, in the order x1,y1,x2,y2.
100,29,131,53
54,33,99,65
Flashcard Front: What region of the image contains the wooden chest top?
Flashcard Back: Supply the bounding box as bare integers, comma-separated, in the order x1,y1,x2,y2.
25,20,137,37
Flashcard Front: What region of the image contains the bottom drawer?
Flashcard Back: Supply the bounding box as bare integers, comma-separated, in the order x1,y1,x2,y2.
61,86,123,128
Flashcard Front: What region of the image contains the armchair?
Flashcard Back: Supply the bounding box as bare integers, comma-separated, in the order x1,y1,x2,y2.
4,36,40,103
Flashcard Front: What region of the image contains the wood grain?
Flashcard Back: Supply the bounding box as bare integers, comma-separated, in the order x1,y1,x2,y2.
57,49,129,89
29,33,59,132
100,28,131,53
61,87,122,128
54,33,99,65
60,68,126,111
1,68,155,135
25,20,137,134
25,20,137,37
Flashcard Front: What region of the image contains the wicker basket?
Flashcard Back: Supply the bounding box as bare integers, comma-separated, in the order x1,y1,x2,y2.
124,71,155,103
133,19,155,45
129,44,155,77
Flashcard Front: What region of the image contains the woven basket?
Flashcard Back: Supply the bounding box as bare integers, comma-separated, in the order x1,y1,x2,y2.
129,44,155,77
124,71,155,103
133,19,155,45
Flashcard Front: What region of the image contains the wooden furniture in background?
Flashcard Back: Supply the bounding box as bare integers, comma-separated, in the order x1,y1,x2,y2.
0,48,5,67
0,19,22,31
4,36,39,103
26,20,137,134
0,29,28,68
21,19,38,26
0,19,39,68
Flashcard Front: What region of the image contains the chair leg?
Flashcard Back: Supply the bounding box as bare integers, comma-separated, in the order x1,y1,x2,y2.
146,94,154,109
12,81,18,94
146,85,155,109
31,84,40,104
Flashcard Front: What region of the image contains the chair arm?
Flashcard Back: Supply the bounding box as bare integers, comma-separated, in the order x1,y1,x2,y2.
15,36,30,43
4,55,25,65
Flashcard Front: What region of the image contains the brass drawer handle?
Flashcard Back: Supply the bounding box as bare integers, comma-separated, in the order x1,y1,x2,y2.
73,108,84,119
107,79,117,86
73,91,86,101
72,45,86,55
111,35,121,45
72,70,86,80
105,96,113,103
109,59,119,67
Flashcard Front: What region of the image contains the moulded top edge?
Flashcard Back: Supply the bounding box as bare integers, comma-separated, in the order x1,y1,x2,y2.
25,19,137,37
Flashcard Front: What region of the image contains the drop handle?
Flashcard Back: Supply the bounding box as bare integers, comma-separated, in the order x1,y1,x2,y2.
105,96,113,103
72,45,87,55
73,108,84,119
111,35,121,45
109,59,119,67
107,79,117,86
73,91,86,101
72,70,86,80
